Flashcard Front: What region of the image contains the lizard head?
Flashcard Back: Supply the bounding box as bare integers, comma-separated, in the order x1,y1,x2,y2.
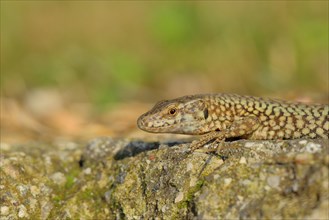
137,95,210,135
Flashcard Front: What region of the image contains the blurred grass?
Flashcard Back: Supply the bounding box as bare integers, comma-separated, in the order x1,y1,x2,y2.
1,1,328,110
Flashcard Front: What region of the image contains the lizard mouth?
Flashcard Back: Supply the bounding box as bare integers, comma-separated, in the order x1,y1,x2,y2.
137,114,181,133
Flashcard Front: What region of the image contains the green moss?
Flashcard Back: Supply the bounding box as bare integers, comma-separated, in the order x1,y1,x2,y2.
175,179,204,217
186,180,204,201
81,188,95,200
52,195,64,207
65,175,75,189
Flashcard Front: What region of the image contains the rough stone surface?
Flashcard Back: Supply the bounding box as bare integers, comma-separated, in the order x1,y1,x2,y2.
0,138,328,219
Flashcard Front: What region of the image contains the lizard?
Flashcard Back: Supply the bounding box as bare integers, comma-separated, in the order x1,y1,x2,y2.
137,94,329,151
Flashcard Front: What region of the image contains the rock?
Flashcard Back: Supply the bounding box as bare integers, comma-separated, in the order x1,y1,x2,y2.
18,205,28,218
0,138,328,219
1,206,9,216
267,175,280,189
50,172,66,186
174,192,184,203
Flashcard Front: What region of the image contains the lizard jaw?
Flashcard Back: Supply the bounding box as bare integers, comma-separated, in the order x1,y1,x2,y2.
137,114,209,135
137,114,178,133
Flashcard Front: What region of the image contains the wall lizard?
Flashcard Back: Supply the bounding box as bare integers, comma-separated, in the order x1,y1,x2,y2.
137,94,329,151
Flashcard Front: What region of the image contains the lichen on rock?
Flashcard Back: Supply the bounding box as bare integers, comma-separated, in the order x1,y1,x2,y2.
0,138,328,219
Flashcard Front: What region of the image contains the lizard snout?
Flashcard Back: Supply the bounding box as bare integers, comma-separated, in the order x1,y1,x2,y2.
137,114,149,131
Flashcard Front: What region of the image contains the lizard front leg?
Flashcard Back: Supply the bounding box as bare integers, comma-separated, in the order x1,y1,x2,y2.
190,131,226,151
190,116,260,151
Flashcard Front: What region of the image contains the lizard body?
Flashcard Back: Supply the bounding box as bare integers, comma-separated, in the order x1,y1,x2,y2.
137,94,329,150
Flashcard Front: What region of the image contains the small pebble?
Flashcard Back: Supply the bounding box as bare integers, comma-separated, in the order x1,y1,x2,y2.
242,179,251,186
50,172,66,185
29,198,38,211
264,185,271,191
267,175,280,188
17,185,28,196
18,205,28,218
190,177,197,187
83,168,92,175
239,157,247,164
104,191,112,203
41,201,53,220
174,192,184,203
224,178,232,186
186,163,193,171
1,206,9,215
237,195,244,201
43,155,52,165
292,182,299,192
161,205,167,212
30,185,40,197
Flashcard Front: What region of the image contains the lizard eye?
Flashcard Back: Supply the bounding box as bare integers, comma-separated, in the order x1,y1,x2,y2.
168,108,177,115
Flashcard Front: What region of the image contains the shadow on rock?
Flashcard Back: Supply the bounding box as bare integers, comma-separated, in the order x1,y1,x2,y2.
114,141,160,160
114,141,187,160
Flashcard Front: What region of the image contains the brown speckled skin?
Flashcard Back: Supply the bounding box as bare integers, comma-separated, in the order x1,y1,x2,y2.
137,94,329,150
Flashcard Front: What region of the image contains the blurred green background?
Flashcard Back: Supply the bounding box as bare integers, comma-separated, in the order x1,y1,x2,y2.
1,1,328,110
